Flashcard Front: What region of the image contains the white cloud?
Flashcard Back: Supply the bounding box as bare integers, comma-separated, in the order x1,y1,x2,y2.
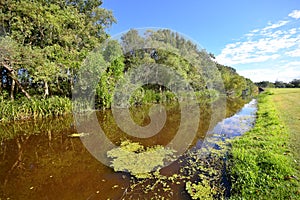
288,10,300,19
216,28,299,66
215,32,299,65
238,63,300,82
238,68,279,82
262,20,289,31
286,48,300,57
251,29,260,33
281,61,300,70
217,52,279,66
216,10,300,82
289,28,297,35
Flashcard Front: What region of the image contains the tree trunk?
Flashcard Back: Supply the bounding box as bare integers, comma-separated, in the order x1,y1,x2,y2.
1,63,31,99
0,67,2,93
70,69,74,92
10,79,15,100
12,75,31,99
56,76,63,94
44,81,49,97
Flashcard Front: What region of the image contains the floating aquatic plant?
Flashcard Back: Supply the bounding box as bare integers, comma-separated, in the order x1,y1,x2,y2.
186,179,216,200
107,140,176,178
107,138,229,198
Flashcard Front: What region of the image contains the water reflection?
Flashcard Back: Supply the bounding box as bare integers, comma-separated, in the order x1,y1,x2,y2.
212,99,257,138
0,98,254,199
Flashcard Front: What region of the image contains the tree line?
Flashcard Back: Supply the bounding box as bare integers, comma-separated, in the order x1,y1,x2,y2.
81,29,258,108
0,0,258,121
256,79,300,88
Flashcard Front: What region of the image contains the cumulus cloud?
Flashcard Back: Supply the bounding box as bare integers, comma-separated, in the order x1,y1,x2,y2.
216,10,300,82
288,10,300,19
216,24,300,66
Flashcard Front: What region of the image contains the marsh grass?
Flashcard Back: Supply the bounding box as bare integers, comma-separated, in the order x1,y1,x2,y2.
229,91,300,199
0,96,72,123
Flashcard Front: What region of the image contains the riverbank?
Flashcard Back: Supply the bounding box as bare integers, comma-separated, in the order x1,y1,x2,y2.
0,96,72,123
229,89,300,199
0,90,222,124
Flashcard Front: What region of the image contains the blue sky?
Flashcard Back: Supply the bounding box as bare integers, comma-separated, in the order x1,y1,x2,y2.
102,0,300,82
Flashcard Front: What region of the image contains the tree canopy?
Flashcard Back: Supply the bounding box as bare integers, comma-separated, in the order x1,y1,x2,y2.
0,0,115,99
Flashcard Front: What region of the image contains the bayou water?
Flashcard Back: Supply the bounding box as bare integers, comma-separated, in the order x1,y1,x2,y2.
0,98,257,199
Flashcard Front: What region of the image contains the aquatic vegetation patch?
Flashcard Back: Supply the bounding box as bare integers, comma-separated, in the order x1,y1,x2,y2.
107,139,228,199
107,140,176,178
186,179,216,200
182,140,230,200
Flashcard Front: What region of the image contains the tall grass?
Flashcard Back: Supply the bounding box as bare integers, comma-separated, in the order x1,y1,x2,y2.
0,96,72,122
229,91,300,199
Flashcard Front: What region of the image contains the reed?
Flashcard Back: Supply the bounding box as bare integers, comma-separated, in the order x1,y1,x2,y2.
0,96,72,123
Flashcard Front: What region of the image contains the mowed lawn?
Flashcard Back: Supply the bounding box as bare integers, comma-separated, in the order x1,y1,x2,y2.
229,89,300,199
270,88,300,171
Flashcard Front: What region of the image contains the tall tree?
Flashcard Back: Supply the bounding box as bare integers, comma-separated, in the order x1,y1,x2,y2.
121,29,144,53
0,37,32,99
0,0,115,99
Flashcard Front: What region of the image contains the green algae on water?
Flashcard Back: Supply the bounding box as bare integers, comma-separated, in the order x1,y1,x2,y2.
107,140,176,178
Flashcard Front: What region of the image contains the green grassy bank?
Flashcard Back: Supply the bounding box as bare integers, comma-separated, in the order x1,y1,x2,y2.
0,96,72,123
229,89,300,199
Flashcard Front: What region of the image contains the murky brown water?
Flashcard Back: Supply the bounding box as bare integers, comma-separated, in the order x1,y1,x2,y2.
0,98,256,200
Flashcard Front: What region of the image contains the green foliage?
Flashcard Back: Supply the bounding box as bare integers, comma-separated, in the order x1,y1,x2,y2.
96,56,125,108
0,96,71,122
229,92,300,199
256,79,300,88
217,64,258,97
195,89,219,103
264,90,274,95
114,137,230,199
0,0,115,99
255,81,275,88
129,88,178,105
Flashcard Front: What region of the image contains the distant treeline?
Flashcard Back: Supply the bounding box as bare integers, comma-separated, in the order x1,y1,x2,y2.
256,79,300,88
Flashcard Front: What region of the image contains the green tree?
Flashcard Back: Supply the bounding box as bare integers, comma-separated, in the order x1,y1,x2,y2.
290,79,300,88
274,81,286,88
121,29,144,53
0,37,32,99
102,40,123,63
0,0,115,99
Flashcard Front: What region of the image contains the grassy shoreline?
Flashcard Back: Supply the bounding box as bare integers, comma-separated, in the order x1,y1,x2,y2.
0,96,72,123
229,89,300,199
